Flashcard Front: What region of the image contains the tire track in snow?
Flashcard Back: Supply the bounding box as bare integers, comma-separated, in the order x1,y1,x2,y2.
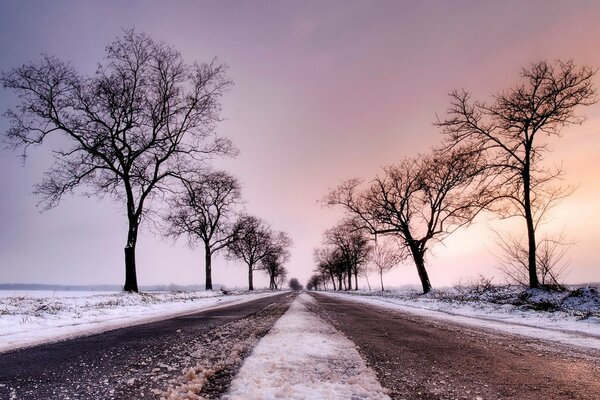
223,293,390,400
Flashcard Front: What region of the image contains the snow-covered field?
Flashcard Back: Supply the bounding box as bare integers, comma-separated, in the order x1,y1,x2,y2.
0,290,279,353
224,293,390,400
322,286,600,351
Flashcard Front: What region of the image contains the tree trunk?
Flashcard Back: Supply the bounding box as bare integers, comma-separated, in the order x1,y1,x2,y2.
248,264,254,291
123,217,139,292
409,243,431,294
338,275,343,291
205,244,213,290
347,264,352,290
523,167,540,288
380,270,385,291
354,271,358,291
330,272,336,291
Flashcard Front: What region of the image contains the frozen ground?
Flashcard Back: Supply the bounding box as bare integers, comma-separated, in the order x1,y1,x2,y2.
224,293,390,400
322,286,600,351
0,290,279,353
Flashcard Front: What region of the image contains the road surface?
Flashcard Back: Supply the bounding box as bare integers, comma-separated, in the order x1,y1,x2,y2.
311,292,600,400
0,292,294,400
2,291,599,399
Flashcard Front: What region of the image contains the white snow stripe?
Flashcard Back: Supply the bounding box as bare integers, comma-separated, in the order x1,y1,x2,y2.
224,293,390,400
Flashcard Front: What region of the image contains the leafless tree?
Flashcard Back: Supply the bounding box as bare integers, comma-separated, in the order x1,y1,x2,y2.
313,246,346,290
495,230,572,288
0,30,235,292
370,237,407,291
324,219,372,291
164,170,242,290
226,215,291,291
436,60,596,288
260,232,293,290
326,146,491,293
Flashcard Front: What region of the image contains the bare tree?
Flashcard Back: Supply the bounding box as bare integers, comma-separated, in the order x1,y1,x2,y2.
314,246,347,291
324,219,372,291
260,231,293,290
370,237,407,291
164,170,242,290
495,230,572,288
437,60,596,288
0,30,235,292
326,146,490,293
227,215,289,291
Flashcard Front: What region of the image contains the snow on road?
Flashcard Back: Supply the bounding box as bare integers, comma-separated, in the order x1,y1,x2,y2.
322,291,600,351
224,293,390,400
0,290,279,353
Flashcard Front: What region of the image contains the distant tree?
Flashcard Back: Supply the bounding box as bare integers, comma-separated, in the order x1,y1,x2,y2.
0,30,235,292
313,246,346,290
437,60,596,288
164,170,242,290
326,146,490,293
324,219,372,291
260,232,293,290
370,237,407,291
226,215,271,290
288,278,303,291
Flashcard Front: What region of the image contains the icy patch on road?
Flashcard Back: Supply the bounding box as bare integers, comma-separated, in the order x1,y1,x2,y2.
224,293,390,400
323,291,600,351
0,290,280,353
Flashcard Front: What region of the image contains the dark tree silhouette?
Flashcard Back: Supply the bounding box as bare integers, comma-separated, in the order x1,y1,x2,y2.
260,232,293,290
0,30,234,292
288,278,303,291
227,215,291,291
326,147,490,293
164,170,242,290
324,219,372,291
314,246,346,291
436,60,596,288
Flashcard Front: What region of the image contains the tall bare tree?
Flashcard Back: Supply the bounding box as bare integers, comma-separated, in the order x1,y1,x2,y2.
164,170,242,290
326,147,490,293
436,60,596,288
1,30,235,292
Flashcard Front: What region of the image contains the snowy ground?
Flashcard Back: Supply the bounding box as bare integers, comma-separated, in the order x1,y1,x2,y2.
322,286,600,351
224,293,390,400
0,290,280,353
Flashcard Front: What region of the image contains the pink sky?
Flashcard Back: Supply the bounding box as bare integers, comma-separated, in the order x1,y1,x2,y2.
0,1,599,288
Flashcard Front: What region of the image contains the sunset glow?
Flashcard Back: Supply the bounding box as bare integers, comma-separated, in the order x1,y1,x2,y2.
0,0,599,289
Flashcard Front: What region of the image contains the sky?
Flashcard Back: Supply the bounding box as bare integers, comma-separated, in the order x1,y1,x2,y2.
0,0,599,289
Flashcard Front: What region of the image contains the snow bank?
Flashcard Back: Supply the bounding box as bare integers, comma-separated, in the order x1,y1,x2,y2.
322,289,600,351
0,290,279,353
224,293,390,400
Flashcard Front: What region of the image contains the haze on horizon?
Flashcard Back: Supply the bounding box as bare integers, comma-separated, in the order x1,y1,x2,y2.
0,0,599,290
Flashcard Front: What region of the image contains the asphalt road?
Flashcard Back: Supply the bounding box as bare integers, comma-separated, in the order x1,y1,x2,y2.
311,292,600,400
0,292,293,400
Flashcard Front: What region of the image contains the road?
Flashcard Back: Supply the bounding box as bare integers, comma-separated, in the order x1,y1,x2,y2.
311,292,600,400
2,291,599,399
0,292,294,400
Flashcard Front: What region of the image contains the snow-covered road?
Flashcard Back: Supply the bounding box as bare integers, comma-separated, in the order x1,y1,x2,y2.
0,290,280,353
224,293,389,400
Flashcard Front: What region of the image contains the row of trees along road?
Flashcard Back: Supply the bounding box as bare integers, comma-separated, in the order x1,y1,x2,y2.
1,30,292,292
320,60,596,294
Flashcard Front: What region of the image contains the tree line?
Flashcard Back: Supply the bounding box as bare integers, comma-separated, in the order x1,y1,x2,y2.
309,60,596,293
1,30,293,292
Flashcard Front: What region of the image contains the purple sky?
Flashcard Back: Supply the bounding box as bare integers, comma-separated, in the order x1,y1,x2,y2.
1,1,599,288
